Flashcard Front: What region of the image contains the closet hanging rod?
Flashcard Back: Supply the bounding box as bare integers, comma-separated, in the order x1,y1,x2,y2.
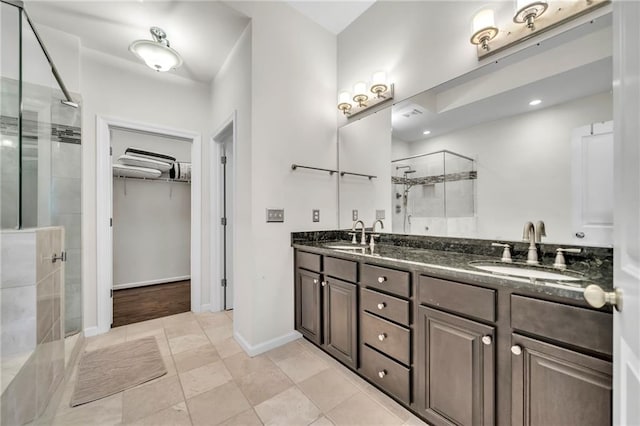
340,171,377,180
291,164,338,175
114,175,191,184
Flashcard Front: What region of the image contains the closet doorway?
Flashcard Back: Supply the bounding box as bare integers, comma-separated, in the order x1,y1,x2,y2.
96,116,202,335
111,129,192,326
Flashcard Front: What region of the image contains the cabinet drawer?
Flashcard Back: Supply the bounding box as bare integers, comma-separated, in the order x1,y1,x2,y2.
325,257,357,283
361,312,410,365
361,288,410,326
361,264,410,298
296,251,321,272
361,345,410,404
511,295,612,356
419,275,496,322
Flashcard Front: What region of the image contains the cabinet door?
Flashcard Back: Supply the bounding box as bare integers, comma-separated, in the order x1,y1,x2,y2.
295,268,322,345
416,306,495,426
511,334,612,426
323,277,358,369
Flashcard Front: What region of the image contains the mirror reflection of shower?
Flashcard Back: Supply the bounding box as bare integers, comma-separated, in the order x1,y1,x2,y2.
391,150,477,236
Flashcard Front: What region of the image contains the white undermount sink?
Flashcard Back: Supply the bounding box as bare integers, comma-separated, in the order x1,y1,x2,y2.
324,244,367,251
468,261,584,282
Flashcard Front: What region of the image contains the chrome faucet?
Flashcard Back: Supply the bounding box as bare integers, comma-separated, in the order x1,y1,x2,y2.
522,221,539,264
369,220,384,251
522,220,547,264
352,220,366,245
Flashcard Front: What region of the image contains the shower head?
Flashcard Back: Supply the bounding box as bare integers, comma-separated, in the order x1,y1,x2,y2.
403,170,416,174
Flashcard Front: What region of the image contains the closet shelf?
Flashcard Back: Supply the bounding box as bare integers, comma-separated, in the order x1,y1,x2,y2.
114,175,191,184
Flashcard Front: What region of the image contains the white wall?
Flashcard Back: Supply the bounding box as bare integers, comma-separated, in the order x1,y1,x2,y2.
225,2,337,352
79,49,210,329
338,108,392,228
405,91,612,243
111,130,192,289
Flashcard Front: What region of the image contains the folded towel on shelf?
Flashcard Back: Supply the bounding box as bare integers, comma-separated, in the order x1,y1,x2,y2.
118,154,172,172
112,164,162,179
125,147,176,163
169,162,191,181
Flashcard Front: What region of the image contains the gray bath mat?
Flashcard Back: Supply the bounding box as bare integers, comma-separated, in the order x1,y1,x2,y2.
70,336,166,406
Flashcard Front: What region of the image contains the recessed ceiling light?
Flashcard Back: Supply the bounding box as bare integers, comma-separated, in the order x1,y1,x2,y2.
423,130,431,135
529,99,542,106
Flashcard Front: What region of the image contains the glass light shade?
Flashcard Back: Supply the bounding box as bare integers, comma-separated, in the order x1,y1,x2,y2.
371,71,387,86
129,40,183,72
473,9,496,33
353,81,368,96
338,91,351,104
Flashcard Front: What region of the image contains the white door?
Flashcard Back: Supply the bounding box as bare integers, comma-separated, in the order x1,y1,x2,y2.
572,122,614,246
613,1,640,424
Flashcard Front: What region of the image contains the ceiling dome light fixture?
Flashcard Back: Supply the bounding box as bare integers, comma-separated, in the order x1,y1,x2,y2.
129,27,183,72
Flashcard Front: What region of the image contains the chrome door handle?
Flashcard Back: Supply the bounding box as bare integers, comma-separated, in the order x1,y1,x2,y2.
377,276,387,283
378,333,387,341
584,284,622,311
482,336,492,345
377,302,386,310
511,345,522,355
378,370,387,378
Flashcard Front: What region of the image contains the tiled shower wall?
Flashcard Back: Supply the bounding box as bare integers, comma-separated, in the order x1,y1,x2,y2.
1,227,65,425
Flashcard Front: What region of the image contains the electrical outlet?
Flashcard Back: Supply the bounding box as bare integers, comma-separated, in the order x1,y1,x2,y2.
312,209,320,222
266,208,284,223
376,210,385,220
352,209,358,221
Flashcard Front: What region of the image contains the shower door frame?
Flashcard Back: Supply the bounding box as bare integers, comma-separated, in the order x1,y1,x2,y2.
95,115,202,336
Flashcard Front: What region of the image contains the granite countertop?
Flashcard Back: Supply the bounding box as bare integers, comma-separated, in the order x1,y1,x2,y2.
292,239,614,306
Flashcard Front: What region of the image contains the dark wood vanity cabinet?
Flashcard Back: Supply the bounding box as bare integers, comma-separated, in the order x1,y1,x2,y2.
295,258,322,345
416,277,496,426
323,276,358,369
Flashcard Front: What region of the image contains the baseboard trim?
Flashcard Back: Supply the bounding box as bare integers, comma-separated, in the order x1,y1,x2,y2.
113,276,191,290
234,330,302,357
83,326,99,337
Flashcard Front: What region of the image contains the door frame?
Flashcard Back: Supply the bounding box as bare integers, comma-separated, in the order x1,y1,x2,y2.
211,111,236,312
96,115,202,335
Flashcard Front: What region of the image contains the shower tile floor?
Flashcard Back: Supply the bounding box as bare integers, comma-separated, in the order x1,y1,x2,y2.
52,311,425,425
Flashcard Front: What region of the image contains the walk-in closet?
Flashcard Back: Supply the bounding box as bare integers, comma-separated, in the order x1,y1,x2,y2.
111,129,192,327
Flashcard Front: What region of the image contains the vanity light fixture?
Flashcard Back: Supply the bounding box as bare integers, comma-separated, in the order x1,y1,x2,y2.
470,9,499,51
513,0,548,30
337,75,394,118
129,27,183,72
470,0,610,59
529,99,542,106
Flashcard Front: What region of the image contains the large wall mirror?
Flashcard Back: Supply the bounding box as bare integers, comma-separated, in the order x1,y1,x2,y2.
338,15,613,246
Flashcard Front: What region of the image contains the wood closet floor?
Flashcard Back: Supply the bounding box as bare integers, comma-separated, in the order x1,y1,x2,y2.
112,280,191,327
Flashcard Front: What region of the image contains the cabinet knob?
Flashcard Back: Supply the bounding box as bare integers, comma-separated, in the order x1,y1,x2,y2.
377,276,387,283
321,281,327,287
583,284,623,311
377,302,386,310
482,335,492,345
378,370,387,379
511,345,522,356
313,279,318,284
378,333,387,341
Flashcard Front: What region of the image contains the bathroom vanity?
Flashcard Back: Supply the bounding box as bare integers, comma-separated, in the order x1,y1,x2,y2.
292,231,613,426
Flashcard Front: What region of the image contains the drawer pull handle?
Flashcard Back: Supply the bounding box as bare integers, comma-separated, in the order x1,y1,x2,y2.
377,276,387,283
482,336,492,345
511,345,522,356
321,281,327,287
378,370,387,379
377,302,386,310
378,333,387,341
313,279,318,284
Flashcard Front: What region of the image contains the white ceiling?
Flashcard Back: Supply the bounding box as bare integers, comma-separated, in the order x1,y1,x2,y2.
24,0,375,84
24,1,251,83
286,1,375,34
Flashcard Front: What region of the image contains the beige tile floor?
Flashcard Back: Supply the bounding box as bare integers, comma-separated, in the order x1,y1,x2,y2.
53,311,426,426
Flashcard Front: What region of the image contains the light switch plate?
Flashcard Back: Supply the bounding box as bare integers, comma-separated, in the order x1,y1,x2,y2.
352,209,358,221
312,209,320,222
266,208,284,223
376,210,385,220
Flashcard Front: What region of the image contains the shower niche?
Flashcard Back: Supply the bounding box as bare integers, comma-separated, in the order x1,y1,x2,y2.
391,150,476,236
